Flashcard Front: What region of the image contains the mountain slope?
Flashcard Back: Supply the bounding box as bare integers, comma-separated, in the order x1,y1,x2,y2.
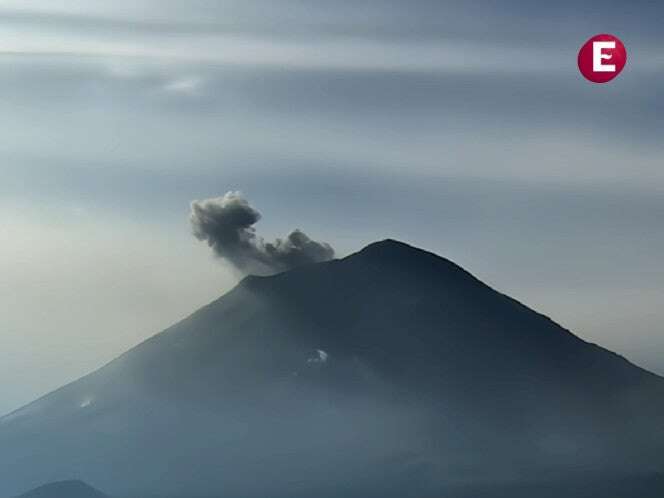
1,240,663,497
14,481,108,498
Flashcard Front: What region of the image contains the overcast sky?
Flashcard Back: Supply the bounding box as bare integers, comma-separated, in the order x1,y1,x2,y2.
1,0,664,416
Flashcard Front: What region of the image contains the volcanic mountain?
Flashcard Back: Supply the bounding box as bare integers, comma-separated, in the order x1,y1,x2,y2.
1,240,663,498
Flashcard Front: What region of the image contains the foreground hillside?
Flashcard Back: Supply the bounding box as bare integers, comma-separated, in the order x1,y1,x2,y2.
14,480,107,498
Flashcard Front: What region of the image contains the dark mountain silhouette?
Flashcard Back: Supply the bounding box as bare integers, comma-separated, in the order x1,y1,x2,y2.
14,480,107,498
1,240,663,498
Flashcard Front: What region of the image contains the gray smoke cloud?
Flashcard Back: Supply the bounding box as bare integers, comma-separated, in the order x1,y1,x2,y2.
190,192,335,275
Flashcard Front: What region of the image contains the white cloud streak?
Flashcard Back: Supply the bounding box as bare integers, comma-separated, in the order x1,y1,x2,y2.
0,22,573,74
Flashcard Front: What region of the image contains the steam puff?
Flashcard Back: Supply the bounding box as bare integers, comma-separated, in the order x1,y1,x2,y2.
190,192,334,275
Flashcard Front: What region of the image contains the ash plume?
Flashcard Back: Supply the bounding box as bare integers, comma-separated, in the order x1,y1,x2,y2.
190,192,334,275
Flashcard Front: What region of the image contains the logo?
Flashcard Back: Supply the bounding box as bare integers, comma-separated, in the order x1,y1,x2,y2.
578,34,627,83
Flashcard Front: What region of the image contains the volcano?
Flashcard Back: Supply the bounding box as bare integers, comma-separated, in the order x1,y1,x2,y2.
1,240,663,498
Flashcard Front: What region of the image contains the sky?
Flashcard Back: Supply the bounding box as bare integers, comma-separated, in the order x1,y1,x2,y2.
1,0,664,416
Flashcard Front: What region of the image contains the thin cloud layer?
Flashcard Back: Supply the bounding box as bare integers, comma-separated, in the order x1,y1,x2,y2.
190,192,334,275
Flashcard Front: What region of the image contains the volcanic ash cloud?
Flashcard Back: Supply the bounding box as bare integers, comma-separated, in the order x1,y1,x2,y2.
190,191,334,275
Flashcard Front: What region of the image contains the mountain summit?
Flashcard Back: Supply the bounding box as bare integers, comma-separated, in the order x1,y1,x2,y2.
1,240,663,498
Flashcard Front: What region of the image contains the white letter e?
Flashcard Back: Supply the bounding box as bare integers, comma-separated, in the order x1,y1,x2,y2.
593,41,616,72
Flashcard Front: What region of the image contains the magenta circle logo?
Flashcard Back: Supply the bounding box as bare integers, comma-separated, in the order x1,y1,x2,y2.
577,34,627,83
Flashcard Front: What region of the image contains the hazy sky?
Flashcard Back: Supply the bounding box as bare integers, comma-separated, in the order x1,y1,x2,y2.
1,0,664,415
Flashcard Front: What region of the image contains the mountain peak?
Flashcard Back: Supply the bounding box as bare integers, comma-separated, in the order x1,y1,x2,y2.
357,238,427,255
347,238,478,285
354,239,458,266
